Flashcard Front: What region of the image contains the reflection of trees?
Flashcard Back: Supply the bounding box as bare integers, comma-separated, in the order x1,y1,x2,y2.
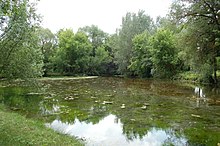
41,78,114,124
39,99,60,116
1,78,219,145
163,128,186,146
55,101,110,125
201,86,220,106
0,86,42,116
122,121,150,140
44,78,219,145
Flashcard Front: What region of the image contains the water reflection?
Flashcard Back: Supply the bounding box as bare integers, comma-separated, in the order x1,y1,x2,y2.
194,87,207,107
1,77,220,145
39,102,60,115
47,114,187,146
194,87,205,98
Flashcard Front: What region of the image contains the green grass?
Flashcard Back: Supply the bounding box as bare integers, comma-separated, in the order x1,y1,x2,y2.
176,70,220,84
175,71,200,82
0,105,84,146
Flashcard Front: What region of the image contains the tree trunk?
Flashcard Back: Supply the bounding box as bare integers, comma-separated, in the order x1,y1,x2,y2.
213,56,218,84
212,37,218,84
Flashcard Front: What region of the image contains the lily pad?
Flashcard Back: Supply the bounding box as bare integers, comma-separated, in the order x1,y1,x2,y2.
102,101,113,104
191,114,201,118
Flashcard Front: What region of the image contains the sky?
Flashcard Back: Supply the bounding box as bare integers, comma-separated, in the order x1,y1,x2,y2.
36,0,173,34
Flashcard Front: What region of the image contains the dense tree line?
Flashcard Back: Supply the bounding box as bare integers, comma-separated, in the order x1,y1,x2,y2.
1,0,220,84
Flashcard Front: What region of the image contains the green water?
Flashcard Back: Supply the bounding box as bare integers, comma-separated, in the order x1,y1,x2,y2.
0,77,220,146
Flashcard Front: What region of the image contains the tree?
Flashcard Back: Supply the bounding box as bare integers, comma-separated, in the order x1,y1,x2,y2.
104,34,119,75
52,29,74,73
52,29,92,75
114,10,154,75
36,27,57,76
150,29,178,78
171,0,220,83
78,25,108,56
156,16,182,33
73,32,92,74
89,46,112,75
0,0,43,79
129,31,152,77
79,25,116,75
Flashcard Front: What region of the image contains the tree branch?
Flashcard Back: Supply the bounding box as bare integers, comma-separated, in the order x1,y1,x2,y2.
184,12,213,19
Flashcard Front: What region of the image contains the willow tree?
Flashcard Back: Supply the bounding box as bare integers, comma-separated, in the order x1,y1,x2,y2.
0,0,43,79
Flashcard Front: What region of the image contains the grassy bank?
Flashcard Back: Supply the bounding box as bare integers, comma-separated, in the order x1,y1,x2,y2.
175,71,220,84
0,105,83,146
175,71,200,82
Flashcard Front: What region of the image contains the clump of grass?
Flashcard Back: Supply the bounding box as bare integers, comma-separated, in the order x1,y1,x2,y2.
0,107,84,146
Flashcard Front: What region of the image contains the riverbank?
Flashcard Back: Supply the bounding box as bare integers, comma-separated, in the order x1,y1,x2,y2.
174,71,220,85
0,104,83,146
39,76,98,81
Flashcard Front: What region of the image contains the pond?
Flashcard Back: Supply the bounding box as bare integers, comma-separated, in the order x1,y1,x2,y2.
0,77,220,146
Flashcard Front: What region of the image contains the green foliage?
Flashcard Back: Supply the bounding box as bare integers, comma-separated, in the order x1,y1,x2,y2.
78,25,115,75
0,0,43,79
1,0,219,84
104,34,119,75
78,25,108,54
36,27,57,76
129,31,152,77
1,32,44,79
199,63,213,83
150,29,178,78
50,29,73,73
50,27,116,76
175,71,199,81
0,106,83,146
89,46,112,75
156,16,181,33
52,29,92,75
171,0,220,83
114,10,154,75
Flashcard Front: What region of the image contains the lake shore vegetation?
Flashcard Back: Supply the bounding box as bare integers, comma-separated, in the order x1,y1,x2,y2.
1,0,220,85
0,104,83,146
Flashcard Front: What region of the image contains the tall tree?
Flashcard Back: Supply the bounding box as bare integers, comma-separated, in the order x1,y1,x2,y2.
0,0,43,79
78,25,108,56
150,29,178,78
129,31,152,77
78,25,116,75
52,29,92,75
114,10,154,75
36,27,57,76
89,46,112,75
171,0,220,83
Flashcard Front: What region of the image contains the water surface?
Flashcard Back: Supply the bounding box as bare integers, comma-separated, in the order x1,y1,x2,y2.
0,77,220,146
